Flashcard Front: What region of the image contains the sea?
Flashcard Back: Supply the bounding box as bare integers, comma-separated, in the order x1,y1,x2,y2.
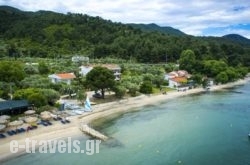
3,82,250,165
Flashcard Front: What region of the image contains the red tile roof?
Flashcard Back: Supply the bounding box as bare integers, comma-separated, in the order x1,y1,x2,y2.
55,73,76,79
170,77,187,83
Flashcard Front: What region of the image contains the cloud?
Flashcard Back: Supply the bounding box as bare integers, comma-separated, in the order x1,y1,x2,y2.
0,0,250,38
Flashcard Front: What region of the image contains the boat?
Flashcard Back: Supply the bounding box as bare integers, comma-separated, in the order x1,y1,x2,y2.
84,96,92,112
248,133,250,138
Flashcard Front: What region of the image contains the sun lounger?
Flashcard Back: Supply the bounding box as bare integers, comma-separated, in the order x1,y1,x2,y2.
7,131,14,136
47,121,52,125
16,128,23,133
42,122,48,126
20,128,26,132
32,125,38,129
11,130,17,134
0,133,6,138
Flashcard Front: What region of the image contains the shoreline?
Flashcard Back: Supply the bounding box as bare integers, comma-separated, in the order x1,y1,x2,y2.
0,78,249,163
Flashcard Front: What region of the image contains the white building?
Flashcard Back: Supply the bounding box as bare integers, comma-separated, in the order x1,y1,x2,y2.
79,64,121,81
48,73,76,85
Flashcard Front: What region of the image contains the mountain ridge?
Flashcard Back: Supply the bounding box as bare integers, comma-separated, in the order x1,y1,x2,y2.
0,5,249,66
127,23,186,36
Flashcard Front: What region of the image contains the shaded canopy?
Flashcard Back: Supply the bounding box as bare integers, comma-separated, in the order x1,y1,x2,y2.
40,114,51,120
0,124,6,131
24,116,38,123
0,119,8,124
8,120,23,127
40,111,51,116
0,115,10,120
24,110,36,115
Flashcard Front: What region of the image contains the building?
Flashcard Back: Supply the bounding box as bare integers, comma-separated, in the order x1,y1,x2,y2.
48,73,76,85
79,64,121,81
0,100,29,115
165,70,190,80
79,65,93,76
168,77,188,89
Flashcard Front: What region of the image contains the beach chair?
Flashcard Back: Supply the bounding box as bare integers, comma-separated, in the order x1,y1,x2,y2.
65,119,70,123
61,120,66,124
47,121,52,125
20,128,26,132
0,133,6,138
16,128,23,133
42,122,48,126
32,125,38,129
7,131,13,136
11,130,17,134
57,117,62,120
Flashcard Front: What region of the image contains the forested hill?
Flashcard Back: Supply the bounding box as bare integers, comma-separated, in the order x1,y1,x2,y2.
0,6,250,66
127,23,186,36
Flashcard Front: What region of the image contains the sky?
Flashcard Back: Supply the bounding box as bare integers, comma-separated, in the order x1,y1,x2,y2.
1,0,250,38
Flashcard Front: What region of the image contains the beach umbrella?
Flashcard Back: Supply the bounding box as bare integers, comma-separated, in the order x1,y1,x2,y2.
24,110,36,115
8,120,24,127
0,115,10,120
0,124,6,131
40,114,52,120
24,116,38,124
0,119,8,124
40,111,51,116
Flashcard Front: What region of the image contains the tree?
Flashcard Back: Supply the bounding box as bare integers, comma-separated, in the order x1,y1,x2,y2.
0,61,25,83
215,72,228,84
13,88,59,107
40,89,60,105
27,93,47,107
38,62,50,75
85,66,115,98
140,81,153,94
179,49,196,73
191,74,203,85
113,85,126,99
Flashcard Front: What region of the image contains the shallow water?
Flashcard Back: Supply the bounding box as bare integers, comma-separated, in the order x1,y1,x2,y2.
3,83,250,165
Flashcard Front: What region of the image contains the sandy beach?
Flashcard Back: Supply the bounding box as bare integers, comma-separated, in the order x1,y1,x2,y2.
0,78,249,162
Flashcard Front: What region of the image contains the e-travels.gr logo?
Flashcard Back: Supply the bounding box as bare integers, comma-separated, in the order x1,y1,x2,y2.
10,137,101,155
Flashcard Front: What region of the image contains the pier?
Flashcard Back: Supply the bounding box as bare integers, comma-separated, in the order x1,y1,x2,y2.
80,123,109,141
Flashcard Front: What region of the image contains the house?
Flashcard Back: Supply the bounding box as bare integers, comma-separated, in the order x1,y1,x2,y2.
0,100,29,115
48,73,76,85
101,64,121,81
165,70,190,80
168,77,188,89
79,64,121,81
79,65,93,76
72,56,89,63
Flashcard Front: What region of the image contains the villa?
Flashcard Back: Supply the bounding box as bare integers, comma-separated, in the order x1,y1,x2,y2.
48,73,76,85
79,64,121,81
165,70,191,89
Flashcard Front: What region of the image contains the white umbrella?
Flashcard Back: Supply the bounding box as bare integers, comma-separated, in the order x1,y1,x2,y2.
24,117,38,123
8,120,24,127
0,124,6,131
40,111,51,116
0,119,8,124
0,115,10,120
40,114,52,120
24,110,36,115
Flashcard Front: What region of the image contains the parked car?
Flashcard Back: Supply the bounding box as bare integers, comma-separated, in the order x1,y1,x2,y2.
92,92,102,98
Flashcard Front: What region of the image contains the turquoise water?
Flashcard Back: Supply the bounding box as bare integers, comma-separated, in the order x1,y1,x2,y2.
3,83,250,165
